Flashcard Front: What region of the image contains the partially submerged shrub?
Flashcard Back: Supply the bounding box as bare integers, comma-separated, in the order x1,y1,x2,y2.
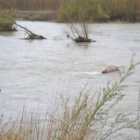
66,22,93,43
1,16,46,40
59,0,104,42
0,17,16,31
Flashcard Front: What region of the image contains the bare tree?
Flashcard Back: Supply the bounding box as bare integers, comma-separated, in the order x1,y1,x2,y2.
2,15,46,40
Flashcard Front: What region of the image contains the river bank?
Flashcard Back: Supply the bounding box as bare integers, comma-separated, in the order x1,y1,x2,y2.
0,10,56,21
0,10,140,22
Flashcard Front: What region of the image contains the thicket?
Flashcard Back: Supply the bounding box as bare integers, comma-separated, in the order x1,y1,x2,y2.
57,0,109,22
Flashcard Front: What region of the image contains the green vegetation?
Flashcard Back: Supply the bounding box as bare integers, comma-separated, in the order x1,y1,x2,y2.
0,58,139,140
100,0,139,22
58,0,108,42
0,0,139,22
0,15,45,39
0,17,16,31
57,0,140,22
57,0,109,22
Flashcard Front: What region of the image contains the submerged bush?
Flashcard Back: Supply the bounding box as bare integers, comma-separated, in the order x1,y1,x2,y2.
0,17,16,31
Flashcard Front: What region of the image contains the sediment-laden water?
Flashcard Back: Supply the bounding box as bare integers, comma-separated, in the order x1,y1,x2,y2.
0,21,140,119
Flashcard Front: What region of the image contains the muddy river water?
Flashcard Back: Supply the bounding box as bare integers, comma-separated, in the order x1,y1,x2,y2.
0,22,140,121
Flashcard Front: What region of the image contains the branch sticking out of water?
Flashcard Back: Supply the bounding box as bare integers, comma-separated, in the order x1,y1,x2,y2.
2,15,46,40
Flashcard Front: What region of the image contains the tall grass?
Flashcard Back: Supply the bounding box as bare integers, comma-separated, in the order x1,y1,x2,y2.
0,58,139,140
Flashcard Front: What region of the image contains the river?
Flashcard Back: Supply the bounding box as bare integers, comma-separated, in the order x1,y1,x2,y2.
0,21,140,121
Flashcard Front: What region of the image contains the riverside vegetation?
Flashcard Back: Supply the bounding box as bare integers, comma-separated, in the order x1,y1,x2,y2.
0,17,16,31
0,0,140,22
0,58,139,140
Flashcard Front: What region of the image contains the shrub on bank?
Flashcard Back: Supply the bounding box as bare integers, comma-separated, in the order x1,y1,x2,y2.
0,17,16,31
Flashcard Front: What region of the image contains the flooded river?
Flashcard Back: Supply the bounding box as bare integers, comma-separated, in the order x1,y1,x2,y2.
0,21,140,119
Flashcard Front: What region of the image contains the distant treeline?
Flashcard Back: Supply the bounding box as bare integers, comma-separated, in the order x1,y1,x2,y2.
0,0,140,22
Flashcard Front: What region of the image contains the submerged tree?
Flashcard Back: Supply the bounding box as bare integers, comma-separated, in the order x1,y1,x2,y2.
1,15,46,40
14,21,46,40
66,21,92,43
59,0,108,43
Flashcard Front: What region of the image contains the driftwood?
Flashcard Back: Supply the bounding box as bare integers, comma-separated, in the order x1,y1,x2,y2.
14,21,45,40
3,15,45,40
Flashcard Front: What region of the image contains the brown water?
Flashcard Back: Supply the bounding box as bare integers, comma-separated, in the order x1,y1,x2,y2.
0,21,140,119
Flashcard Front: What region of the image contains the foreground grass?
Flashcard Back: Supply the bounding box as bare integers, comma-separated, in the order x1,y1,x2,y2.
0,58,139,140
